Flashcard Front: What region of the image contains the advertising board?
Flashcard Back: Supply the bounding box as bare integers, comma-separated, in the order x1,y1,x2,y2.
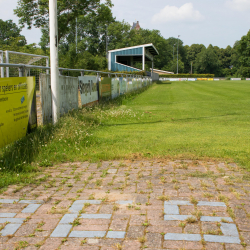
78,76,98,106
99,77,111,99
111,78,120,99
0,77,36,148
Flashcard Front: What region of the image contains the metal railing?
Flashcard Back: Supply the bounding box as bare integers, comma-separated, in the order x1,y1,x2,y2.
0,63,150,79
3,51,49,78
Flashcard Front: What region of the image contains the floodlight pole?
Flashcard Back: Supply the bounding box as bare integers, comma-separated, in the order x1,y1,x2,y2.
177,35,180,74
49,0,59,124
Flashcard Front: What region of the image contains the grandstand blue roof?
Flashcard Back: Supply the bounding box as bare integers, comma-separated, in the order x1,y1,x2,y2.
108,44,159,72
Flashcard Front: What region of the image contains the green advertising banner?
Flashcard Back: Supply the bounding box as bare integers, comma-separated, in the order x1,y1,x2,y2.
99,77,111,99
0,77,36,148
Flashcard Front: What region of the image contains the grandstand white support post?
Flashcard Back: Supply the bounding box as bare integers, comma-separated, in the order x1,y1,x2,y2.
142,47,145,71
49,0,60,124
0,52,4,78
5,51,9,77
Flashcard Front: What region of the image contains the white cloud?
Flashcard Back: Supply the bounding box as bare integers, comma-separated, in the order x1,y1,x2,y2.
226,0,250,11
152,3,204,24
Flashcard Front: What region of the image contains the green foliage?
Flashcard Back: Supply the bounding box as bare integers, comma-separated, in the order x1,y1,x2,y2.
14,0,112,42
0,19,26,46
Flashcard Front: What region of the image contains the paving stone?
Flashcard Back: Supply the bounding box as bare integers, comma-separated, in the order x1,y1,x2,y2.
73,200,102,205
0,223,22,236
164,233,201,241
0,213,16,217
87,238,100,244
106,231,125,238
164,200,192,206
164,214,194,221
69,204,83,213
0,218,25,223
146,232,162,248
200,216,233,222
59,214,78,224
107,169,117,174
220,223,239,237
19,200,43,204
69,230,106,238
80,214,111,219
116,200,133,205
21,204,41,213
126,225,144,239
0,199,18,203
197,201,226,207
204,235,241,244
164,205,179,215
50,224,72,237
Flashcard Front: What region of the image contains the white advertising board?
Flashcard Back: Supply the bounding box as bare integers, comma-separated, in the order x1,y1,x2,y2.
231,78,241,80
78,76,98,106
119,77,127,95
40,74,78,124
188,78,196,81
111,78,120,99
246,78,250,80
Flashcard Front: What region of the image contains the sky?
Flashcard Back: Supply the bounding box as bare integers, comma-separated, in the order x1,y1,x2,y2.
0,0,250,48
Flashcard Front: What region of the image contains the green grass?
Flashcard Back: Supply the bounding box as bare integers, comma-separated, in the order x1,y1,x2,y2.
1,80,250,190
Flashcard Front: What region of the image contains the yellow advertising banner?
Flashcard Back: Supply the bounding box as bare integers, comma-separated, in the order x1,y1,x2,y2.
0,77,36,148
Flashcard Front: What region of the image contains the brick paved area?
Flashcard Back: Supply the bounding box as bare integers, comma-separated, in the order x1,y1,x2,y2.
0,160,250,249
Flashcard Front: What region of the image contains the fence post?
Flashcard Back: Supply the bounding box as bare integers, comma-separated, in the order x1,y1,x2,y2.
97,73,100,100
0,51,4,78
18,66,25,77
46,58,49,74
5,51,9,77
81,71,84,76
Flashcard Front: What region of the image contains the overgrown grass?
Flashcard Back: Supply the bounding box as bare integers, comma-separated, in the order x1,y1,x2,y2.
1,80,250,190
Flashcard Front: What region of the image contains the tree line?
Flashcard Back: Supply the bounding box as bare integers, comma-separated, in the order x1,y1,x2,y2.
0,0,249,77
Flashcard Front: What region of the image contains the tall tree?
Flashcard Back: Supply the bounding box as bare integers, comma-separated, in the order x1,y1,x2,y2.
0,19,26,46
14,0,112,42
195,45,219,74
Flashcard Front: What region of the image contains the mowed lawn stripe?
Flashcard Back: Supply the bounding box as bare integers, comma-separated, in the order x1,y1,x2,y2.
92,81,250,168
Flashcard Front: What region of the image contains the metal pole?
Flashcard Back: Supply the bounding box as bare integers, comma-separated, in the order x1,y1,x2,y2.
191,62,193,74
177,39,179,74
46,58,49,74
177,35,180,75
106,25,108,59
173,44,175,61
49,0,59,124
0,52,4,77
76,17,77,53
5,51,9,77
